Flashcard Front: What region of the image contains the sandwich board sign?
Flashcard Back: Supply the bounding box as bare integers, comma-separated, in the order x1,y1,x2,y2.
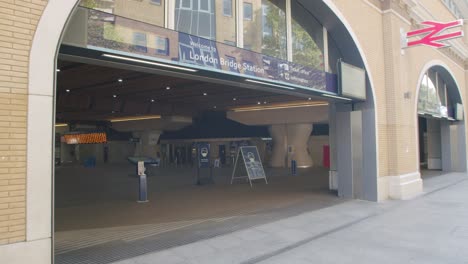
231,146,268,187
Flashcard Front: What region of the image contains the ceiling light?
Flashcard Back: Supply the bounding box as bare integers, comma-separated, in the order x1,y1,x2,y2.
308,98,312,100
203,93,208,96
245,79,296,90
213,106,217,109
102,53,198,72
257,102,261,105
233,98,237,101
113,94,118,98
109,115,162,123
118,78,123,83
56,69,61,72
321,93,352,101
231,101,329,112
166,86,171,90
151,99,155,103
65,89,70,93
263,101,267,104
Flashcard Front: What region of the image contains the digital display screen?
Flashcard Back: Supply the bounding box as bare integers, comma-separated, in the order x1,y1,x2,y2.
63,132,107,144
339,61,366,101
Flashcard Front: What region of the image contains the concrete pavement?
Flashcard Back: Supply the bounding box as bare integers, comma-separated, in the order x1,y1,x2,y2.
113,172,468,264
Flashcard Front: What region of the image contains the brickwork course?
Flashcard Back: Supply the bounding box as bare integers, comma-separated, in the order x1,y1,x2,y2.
0,0,48,245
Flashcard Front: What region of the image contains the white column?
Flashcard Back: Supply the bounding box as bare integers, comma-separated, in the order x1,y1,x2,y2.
427,119,442,170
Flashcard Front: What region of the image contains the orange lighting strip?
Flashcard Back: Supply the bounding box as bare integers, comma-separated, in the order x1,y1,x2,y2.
230,101,329,112
109,115,162,123
63,133,107,144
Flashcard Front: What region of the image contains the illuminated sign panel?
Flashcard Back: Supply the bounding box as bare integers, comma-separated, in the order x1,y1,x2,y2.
63,133,107,144
405,20,464,49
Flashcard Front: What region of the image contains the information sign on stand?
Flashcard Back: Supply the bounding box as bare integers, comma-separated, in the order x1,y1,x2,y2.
231,146,268,187
137,161,148,203
197,143,214,185
198,143,211,168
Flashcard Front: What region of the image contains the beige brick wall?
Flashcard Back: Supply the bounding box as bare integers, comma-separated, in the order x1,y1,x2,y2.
0,0,47,246
333,0,467,179
0,0,465,249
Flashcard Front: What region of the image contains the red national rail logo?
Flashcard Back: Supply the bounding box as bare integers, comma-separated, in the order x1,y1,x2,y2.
405,20,464,48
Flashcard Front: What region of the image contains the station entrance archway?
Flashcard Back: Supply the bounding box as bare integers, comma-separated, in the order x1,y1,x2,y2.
27,0,379,262
416,64,467,176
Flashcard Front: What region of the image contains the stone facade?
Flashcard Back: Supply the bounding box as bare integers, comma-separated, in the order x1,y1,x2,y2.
0,0,47,246
0,0,466,262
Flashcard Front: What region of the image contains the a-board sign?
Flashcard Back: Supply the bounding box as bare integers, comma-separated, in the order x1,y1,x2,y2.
198,143,211,168
241,146,266,180
231,146,268,187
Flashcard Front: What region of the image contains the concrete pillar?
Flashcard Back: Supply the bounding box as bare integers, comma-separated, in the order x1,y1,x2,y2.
269,125,287,168
427,119,442,170
287,124,313,168
269,124,313,168
133,131,161,157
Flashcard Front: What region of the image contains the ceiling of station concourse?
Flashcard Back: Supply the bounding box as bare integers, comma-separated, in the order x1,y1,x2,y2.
55,60,317,123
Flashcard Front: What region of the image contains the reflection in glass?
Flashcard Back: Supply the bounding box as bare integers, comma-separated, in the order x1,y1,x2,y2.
244,0,286,60
291,1,324,70
418,71,449,116
132,32,148,53
80,0,327,70
244,2,253,20
217,0,237,46
174,0,236,46
175,0,215,40
223,0,233,16
80,0,165,28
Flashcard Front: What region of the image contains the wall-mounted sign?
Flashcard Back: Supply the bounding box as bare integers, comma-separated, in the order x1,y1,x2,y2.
404,20,464,49
63,132,107,144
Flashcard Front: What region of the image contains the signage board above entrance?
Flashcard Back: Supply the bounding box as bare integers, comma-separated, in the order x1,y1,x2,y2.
404,20,464,49
85,10,337,94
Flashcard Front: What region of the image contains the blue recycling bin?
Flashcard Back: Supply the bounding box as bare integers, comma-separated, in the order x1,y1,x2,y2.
84,157,96,168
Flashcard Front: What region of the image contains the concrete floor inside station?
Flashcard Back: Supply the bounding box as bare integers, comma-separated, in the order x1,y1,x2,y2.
54,163,343,262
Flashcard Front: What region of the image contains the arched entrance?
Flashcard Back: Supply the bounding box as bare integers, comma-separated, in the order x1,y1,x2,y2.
27,0,379,262
415,63,467,177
